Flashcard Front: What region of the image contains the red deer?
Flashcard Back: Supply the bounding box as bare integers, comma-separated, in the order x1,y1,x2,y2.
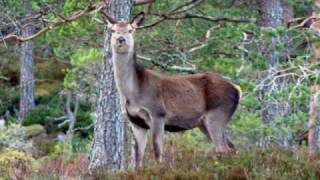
104,12,242,168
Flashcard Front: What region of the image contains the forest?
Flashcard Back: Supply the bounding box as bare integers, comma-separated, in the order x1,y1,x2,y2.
0,0,320,179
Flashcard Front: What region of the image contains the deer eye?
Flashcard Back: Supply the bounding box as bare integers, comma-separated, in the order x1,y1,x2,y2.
128,30,133,33
111,29,116,33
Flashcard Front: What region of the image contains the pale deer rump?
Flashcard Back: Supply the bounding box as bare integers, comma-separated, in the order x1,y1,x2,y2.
126,67,241,132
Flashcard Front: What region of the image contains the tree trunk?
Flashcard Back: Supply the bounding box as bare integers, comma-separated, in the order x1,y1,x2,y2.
66,90,79,144
19,0,35,123
256,0,289,65
89,0,133,170
257,0,294,146
308,85,320,156
308,1,320,157
257,0,284,28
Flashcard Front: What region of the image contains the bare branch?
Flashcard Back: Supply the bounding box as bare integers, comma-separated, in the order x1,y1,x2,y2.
133,0,154,5
169,0,203,14
176,13,251,23
66,90,79,142
140,13,250,29
58,119,70,128
0,3,105,42
138,0,203,29
0,76,9,81
2,26,53,42
137,55,197,73
287,16,307,25
138,17,166,29
73,123,94,132
187,24,221,53
47,116,68,121
256,62,320,98
138,0,250,29
288,15,318,30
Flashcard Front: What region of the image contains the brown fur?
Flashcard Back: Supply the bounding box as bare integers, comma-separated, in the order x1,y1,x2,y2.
106,12,241,168
132,69,240,131
125,55,241,168
310,15,320,59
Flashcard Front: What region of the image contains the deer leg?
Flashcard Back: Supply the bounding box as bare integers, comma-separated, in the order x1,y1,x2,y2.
150,116,165,163
198,124,211,140
204,109,234,153
132,124,147,168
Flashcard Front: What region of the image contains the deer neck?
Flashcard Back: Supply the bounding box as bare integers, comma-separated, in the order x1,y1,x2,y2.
112,49,140,98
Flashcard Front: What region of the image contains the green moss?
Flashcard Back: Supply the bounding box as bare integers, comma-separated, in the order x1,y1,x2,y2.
24,124,46,138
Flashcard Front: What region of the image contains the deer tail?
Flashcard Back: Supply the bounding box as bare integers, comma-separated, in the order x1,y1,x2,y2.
233,84,242,100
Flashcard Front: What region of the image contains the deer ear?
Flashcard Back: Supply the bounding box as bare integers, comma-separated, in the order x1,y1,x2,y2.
131,12,145,28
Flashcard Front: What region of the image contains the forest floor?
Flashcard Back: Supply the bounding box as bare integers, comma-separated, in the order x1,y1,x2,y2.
1,137,320,180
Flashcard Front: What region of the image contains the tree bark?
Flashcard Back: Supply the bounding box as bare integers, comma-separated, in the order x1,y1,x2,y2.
19,0,35,123
89,0,133,170
257,0,294,147
308,85,320,156
257,0,284,28
66,90,79,144
308,1,320,156
256,0,291,65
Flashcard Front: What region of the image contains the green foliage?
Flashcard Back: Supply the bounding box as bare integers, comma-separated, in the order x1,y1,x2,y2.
70,48,102,67
0,124,32,152
52,142,73,157
23,102,94,136
23,105,62,127
39,0,102,60
166,129,210,151
0,149,36,179
0,87,19,118
230,112,263,146
1,1,320,178
35,59,67,81
32,137,57,156
75,110,94,132
64,48,102,89
71,135,91,153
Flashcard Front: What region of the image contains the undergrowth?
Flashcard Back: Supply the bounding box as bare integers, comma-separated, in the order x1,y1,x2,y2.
1,137,320,180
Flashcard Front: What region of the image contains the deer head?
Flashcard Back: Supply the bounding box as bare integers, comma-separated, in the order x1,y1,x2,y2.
104,12,145,54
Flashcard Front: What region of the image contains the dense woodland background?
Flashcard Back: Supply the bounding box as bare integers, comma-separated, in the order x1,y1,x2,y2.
0,0,320,179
